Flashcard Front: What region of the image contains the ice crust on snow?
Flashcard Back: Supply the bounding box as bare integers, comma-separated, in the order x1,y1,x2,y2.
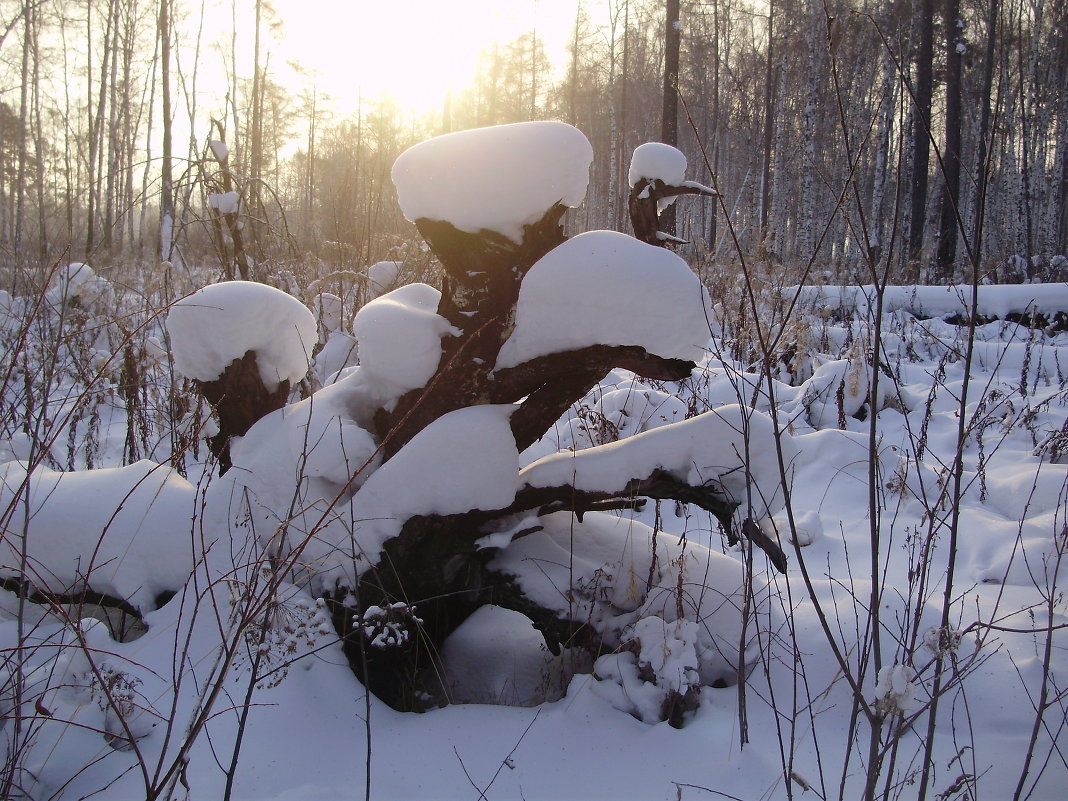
167,281,317,391
0,460,197,611
391,121,593,243
495,230,711,369
351,283,455,400
628,142,687,187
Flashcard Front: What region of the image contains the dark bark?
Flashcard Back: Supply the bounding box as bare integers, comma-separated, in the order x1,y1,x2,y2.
908,0,936,272
493,345,694,451
628,178,716,247
660,0,681,238
197,350,290,473
326,465,763,712
936,0,963,275
374,207,568,457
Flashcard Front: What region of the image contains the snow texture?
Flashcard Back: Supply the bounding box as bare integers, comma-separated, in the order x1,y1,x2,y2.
0,460,197,611
292,404,521,591
366,261,402,299
351,282,455,401
438,605,571,706
520,404,792,525
167,281,317,391
46,262,109,307
208,139,229,163
793,283,1068,320
208,191,240,215
628,142,687,187
496,230,712,369
312,292,343,335
391,121,593,243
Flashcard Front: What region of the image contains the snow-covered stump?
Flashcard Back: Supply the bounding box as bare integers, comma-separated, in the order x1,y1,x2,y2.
627,143,717,246
167,281,316,472
311,123,789,718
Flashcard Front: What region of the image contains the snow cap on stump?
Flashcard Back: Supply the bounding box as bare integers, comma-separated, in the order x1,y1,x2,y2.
167,280,317,392
391,121,594,243
628,142,687,188
496,230,711,369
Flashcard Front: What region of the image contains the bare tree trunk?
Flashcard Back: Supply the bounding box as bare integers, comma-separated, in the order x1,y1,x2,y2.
159,0,174,263
759,0,774,239
869,34,896,261
936,0,964,277
970,0,1000,266
14,0,31,261
908,0,935,275
30,1,47,263
660,0,680,238
798,0,822,262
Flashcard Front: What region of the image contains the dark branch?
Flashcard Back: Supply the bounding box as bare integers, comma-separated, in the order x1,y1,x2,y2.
629,178,718,246
491,345,695,451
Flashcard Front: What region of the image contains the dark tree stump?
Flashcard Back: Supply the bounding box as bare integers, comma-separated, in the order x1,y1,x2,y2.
197,349,290,473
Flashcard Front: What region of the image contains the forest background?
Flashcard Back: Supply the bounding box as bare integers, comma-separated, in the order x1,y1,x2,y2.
0,0,1064,292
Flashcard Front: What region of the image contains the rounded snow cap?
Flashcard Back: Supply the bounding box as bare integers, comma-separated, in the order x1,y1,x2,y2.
391,121,593,243
628,142,687,188
167,280,316,391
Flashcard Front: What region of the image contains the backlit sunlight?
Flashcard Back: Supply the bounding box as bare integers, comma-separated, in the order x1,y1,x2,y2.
261,0,584,115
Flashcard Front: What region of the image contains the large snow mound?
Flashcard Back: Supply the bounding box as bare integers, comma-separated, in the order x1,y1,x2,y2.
496,230,712,369
0,460,198,611
168,281,317,391
351,283,455,400
391,121,593,243
628,142,687,187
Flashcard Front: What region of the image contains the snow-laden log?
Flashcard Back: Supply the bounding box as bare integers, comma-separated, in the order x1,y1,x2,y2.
0,460,197,615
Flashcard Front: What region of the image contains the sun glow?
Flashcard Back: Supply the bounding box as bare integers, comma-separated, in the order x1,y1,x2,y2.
265,0,581,116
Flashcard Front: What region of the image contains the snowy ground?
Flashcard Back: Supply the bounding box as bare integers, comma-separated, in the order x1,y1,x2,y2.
1,270,1065,801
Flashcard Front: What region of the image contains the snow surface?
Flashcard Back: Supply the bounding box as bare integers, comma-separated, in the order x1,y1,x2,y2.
2,260,1067,801
793,282,1068,319
208,139,229,163
521,404,793,524
208,190,240,215
391,121,593,242
496,230,712,369
351,282,456,401
628,141,687,187
0,460,197,612
366,260,402,299
305,404,521,590
167,281,317,390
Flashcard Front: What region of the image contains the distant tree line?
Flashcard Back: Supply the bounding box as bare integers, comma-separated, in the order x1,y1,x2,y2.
0,0,1063,285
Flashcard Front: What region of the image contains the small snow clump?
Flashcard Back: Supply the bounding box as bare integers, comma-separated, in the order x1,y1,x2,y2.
351,282,456,399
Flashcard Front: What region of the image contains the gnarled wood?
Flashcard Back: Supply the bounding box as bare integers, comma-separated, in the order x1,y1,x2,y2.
198,349,290,473
629,177,717,246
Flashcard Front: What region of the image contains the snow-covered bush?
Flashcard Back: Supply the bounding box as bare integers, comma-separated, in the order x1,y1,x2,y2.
162,121,789,720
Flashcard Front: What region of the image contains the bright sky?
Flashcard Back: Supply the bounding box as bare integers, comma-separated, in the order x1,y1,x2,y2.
260,0,591,116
